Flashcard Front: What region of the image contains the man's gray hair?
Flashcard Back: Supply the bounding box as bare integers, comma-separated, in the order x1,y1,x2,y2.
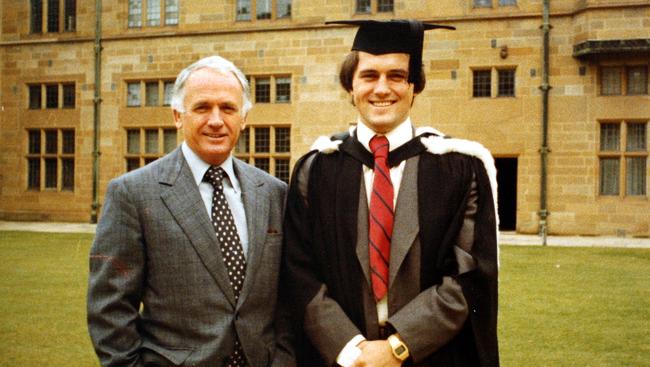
171,55,252,116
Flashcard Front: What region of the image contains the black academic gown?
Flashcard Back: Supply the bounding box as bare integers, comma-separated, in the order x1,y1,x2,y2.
282,131,499,367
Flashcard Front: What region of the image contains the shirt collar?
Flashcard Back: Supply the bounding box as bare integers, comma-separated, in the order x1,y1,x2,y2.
356,117,414,152
181,142,240,193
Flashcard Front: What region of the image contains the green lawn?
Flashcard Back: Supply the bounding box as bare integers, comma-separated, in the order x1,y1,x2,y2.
0,231,649,366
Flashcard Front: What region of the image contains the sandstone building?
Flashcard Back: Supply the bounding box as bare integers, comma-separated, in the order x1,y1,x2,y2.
1,0,648,236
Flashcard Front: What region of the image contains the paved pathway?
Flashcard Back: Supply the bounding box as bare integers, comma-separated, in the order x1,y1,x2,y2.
1,221,649,248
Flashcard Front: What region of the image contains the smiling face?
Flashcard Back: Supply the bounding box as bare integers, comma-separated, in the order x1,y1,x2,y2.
173,68,246,166
351,51,416,134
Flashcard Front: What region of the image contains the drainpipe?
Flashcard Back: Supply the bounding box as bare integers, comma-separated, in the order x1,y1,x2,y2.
91,0,102,223
538,0,551,245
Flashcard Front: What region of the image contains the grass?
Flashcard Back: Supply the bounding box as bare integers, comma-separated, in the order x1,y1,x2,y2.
0,231,649,366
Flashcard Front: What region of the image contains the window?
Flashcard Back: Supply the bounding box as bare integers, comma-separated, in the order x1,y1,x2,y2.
129,0,178,28
125,127,178,171
499,0,516,5
250,75,291,104
599,121,648,196
26,129,75,191
126,80,174,107
27,83,75,109
600,65,648,96
472,68,516,98
235,126,291,183
236,0,291,21
474,0,492,7
355,0,392,13
30,0,76,33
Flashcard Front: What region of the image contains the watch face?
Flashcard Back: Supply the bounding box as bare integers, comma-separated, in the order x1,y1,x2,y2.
396,345,406,355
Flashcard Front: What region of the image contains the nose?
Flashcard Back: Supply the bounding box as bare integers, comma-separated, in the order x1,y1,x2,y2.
206,107,224,126
373,75,391,96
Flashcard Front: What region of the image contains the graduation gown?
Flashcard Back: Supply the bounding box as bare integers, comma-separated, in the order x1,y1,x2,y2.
282,129,499,366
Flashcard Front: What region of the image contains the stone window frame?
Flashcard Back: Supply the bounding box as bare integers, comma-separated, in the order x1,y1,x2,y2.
236,0,292,22
128,0,179,28
598,120,648,197
248,75,292,104
124,127,179,172
472,0,517,7
125,79,175,107
27,82,76,109
355,0,394,14
599,64,649,96
30,0,76,34
471,67,517,98
234,125,291,183
26,128,75,191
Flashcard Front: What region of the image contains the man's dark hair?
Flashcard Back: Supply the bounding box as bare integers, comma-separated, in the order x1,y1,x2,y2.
338,51,427,94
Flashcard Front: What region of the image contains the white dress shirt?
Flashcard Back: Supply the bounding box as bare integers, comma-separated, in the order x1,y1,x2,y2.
181,142,250,258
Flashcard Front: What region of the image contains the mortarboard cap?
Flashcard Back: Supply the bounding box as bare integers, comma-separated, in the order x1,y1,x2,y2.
326,19,455,83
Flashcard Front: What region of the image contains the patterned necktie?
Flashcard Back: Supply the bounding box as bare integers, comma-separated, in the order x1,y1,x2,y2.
204,166,247,367
368,135,394,301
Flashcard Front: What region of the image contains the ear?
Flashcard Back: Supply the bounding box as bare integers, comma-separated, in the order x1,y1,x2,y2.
240,115,247,131
173,109,182,129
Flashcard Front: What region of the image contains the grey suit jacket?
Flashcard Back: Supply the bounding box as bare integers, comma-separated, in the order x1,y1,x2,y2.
303,155,476,365
87,147,295,367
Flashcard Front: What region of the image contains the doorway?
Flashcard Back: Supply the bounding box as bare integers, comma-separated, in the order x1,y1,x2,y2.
495,158,517,231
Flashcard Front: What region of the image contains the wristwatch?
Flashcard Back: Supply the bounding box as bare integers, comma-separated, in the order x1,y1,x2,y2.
387,334,410,362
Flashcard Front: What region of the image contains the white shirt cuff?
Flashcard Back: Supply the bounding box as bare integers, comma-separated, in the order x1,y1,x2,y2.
336,334,366,367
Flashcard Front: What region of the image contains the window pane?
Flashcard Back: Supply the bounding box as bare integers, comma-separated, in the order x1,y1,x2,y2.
128,0,142,27
356,0,371,13
275,77,291,103
474,0,492,7
29,130,41,154
127,129,141,154
64,0,76,31
29,85,41,109
473,70,491,97
62,158,74,190
275,127,290,153
236,0,252,21
599,158,619,195
377,0,393,12
626,157,646,196
255,158,270,172
163,129,177,153
31,0,43,33
46,85,58,108
275,158,290,183
255,78,271,103
165,0,179,25
255,127,270,153
45,158,57,188
144,157,158,165
236,127,250,153
163,81,174,106
499,0,516,5
126,158,140,172
127,82,141,106
145,129,159,153
62,130,75,154
277,0,291,18
627,123,647,152
257,0,272,19
145,82,159,106
627,66,648,95
45,130,58,154
28,158,41,189
62,84,75,108
601,67,621,95
48,0,60,32
497,69,515,97
147,0,161,26
600,123,620,151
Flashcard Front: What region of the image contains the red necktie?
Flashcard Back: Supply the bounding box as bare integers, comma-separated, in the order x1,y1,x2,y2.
368,135,394,301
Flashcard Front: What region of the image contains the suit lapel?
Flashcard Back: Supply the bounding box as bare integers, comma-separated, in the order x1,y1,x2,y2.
159,148,237,307
389,155,420,288
233,159,267,305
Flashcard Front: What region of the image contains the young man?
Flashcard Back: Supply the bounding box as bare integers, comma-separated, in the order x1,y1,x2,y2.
87,56,295,367
283,20,500,366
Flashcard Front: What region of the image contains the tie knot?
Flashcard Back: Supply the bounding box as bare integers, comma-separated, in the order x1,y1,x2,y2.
204,166,226,187
370,135,389,156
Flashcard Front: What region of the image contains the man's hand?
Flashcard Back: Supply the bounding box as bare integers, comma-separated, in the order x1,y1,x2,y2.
351,340,402,367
